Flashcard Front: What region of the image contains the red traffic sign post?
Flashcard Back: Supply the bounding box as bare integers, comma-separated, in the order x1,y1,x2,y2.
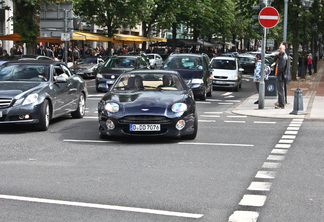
259,7,279,28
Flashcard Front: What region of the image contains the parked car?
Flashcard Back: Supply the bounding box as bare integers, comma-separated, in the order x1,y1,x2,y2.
70,56,105,78
237,54,256,74
97,70,197,139
19,55,55,61
163,53,213,100
0,60,87,131
95,55,149,92
126,51,149,65
147,53,164,69
210,57,243,91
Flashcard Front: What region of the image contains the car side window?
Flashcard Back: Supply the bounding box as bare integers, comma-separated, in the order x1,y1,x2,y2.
61,65,72,77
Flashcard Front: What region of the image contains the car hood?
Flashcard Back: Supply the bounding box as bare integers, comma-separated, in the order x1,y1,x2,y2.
0,82,43,98
101,90,187,116
99,67,134,74
212,69,237,77
167,69,204,80
73,64,97,69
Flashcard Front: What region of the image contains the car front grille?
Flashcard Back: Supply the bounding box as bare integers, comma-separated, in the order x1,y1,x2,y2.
214,76,228,79
0,97,13,108
119,115,172,124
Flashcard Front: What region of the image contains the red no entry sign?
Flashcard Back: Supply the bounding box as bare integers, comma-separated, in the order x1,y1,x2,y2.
259,7,279,28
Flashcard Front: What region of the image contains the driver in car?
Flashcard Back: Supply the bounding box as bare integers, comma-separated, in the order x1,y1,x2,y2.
190,58,203,70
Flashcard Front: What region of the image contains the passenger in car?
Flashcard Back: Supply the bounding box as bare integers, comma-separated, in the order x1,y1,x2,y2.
134,75,143,89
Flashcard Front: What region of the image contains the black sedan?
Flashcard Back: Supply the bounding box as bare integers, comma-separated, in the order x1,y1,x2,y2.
0,60,87,131
95,56,149,92
70,56,105,78
97,70,197,139
163,53,213,100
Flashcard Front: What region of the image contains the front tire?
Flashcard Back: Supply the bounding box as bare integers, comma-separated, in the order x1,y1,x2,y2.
182,113,198,140
200,85,207,101
35,100,50,131
71,93,85,118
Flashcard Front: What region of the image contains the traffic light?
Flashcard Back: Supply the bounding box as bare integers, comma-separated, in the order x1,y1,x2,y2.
252,3,266,35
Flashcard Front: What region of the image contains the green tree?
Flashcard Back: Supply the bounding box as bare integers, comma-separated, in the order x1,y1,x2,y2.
9,0,44,54
73,0,147,55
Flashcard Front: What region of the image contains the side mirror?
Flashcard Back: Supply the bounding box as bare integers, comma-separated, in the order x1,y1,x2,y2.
98,83,109,92
239,68,244,72
55,76,67,83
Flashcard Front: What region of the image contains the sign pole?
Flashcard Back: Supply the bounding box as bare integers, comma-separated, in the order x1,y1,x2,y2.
258,26,267,109
64,10,68,65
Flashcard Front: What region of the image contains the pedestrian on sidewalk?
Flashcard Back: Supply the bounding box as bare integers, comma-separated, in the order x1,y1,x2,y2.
281,41,291,105
313,53,317,74
307,53,313,77
275,44,288,109
253,53,261,104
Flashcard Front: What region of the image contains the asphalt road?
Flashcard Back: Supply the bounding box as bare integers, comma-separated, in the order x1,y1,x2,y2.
0,74,323,222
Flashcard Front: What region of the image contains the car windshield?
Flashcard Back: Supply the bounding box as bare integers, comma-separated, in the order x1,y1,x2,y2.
112,73,185,91
105,58,136,68
211,59,236,70
0,64,50,81
147,55,154,59
77,57,97,64
164,56,203,70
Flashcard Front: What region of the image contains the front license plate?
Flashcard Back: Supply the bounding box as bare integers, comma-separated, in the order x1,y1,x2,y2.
130,124,160,131
0,111,2,118
106,80,115,84
214,81,226,84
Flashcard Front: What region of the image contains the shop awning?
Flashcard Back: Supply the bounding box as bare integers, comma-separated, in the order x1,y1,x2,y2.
113,34,149,42
148,36,167,42
0,31,112,43
75,31,112,42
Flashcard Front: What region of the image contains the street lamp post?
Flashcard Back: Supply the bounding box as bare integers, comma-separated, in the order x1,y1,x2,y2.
312,23,317,60
300,0,314,78
318,33,323,59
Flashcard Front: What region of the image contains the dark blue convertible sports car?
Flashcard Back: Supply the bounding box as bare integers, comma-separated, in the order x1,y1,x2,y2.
0,60,88,131
97,70,197,139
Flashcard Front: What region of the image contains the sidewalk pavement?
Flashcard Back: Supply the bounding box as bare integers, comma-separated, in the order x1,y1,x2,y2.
232,60,324,120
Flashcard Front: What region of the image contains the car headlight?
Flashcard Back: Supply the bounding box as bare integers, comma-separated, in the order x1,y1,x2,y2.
228,75,239,80
190,79,204,84
104,102,119,112
13,94,38,106
87,66,96,72
172,103,188,112
97,73,103,79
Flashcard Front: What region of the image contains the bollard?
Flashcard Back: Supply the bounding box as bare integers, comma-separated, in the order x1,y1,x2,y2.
290,86,307,115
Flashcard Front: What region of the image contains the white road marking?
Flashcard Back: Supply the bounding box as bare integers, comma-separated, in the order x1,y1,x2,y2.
262,162,282,168
225,100,241,103
289,123,302,127
255,171,276,179
279,139,294,144
239,195,267,207
178,142,253,147
271,149,288,154
226,115,247,118
267,155,285,161
204,112,223,114
275,144,291,148
225,95,235,98
198,120,216,122
63,139,112,143
0,194,203,219
248,182,272,191
218,102,234,105
206,99,222,102
292,119,303,122
281,135,296,139
200,115,220,118
228,211,259,222
254,121,276,124
285,130,298,135
287,127,300,131
195,101,211,104
222,92,232,96
224,121,246,123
